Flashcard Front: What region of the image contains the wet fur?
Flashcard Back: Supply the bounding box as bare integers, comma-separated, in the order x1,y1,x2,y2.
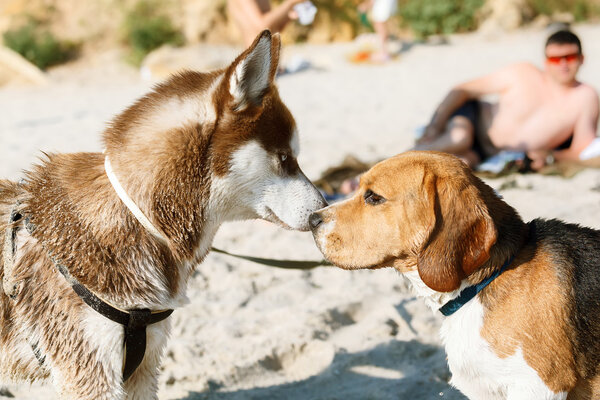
0,31,325,399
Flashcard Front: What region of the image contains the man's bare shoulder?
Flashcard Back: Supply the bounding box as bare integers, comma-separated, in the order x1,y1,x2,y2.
566,83,599,113
505,62,542,74
565,83,599,128
495,62,541,82
574,83,599,101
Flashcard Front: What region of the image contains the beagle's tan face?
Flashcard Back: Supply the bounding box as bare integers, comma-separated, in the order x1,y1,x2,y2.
310,151,498,292
310,153,435,270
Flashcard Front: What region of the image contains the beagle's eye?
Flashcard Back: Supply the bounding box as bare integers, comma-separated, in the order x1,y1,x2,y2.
364,189,386,205
279,153,288,163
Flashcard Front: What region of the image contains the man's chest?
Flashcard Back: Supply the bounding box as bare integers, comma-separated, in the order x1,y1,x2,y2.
493,89,579,145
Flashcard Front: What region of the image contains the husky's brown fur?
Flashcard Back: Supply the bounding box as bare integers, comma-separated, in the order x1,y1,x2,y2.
0,31,324,399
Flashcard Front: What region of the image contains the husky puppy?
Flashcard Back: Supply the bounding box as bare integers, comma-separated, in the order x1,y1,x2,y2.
0,30,326,399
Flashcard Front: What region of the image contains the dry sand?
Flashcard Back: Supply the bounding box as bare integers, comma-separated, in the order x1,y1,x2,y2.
1,24,600,400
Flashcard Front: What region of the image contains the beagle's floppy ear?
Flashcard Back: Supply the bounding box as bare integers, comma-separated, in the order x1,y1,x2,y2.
228,30,281,111
417,173,497,292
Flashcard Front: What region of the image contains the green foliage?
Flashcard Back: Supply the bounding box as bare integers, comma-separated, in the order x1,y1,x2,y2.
312,0,363,36
123,0,184,65
399,0,485,38
3,20,77,70
527,0,600,21
313,0,360,25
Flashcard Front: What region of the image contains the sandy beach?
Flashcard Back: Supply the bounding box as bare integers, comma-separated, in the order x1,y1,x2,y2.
1,24,600,400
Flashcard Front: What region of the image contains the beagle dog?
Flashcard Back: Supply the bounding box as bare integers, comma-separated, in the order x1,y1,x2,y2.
309,151,600,400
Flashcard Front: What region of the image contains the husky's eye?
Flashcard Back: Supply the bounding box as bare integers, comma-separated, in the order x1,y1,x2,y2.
277,152,299,175
364,189,386,205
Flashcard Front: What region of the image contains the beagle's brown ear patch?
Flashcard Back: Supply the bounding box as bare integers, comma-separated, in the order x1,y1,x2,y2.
417,176,497,292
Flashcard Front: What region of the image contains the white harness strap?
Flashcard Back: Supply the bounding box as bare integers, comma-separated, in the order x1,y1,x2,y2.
104,157,168,243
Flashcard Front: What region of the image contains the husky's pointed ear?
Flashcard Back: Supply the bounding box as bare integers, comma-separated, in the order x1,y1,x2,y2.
269,32,282,80
228,30,280,111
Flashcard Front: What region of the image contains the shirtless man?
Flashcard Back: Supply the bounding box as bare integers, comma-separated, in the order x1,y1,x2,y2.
228,0,305,46
415,30,599,170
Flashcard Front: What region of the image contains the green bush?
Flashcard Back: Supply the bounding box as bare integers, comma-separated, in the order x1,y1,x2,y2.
3,20,77,70
313,0,363,32
123,0,184,65
527,0,600,21
399,0,485,38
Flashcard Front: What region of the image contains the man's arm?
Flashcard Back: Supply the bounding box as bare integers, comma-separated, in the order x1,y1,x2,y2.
232,0,303,37
554,87,599,162
420,64,523,143
358,0,374,12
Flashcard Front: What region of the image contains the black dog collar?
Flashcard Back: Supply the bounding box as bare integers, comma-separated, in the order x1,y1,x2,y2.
53,261,173,381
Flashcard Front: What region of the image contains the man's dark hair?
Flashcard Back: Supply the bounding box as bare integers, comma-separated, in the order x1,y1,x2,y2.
545,30,582,54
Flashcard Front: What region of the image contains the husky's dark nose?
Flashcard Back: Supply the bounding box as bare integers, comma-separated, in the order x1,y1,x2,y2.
309,212,323,230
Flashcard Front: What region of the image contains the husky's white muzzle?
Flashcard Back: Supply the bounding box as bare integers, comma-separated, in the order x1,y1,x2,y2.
258,171,327,231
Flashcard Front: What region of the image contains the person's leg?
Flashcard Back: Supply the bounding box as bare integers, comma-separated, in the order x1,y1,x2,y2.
414,116,475,153
370,0,395,62
339,174,361,194
340,116,479,195
371,21,390,62
413,116,480,167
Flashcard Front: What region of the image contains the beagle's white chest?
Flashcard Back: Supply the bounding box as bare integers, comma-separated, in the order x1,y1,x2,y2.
439,298,567,400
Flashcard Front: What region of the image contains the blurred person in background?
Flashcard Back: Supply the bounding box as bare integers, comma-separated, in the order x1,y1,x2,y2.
228,0,306,46
358,0,397,62
338,29,599,194
415,29,599,170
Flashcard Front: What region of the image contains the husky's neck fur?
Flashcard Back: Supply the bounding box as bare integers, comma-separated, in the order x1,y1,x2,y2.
104,156,168,244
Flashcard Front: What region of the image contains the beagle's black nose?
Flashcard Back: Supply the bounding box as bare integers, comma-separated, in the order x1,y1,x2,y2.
309,212,323,230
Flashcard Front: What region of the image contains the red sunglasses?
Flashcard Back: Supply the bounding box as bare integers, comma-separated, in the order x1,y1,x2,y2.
546,52,581,64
